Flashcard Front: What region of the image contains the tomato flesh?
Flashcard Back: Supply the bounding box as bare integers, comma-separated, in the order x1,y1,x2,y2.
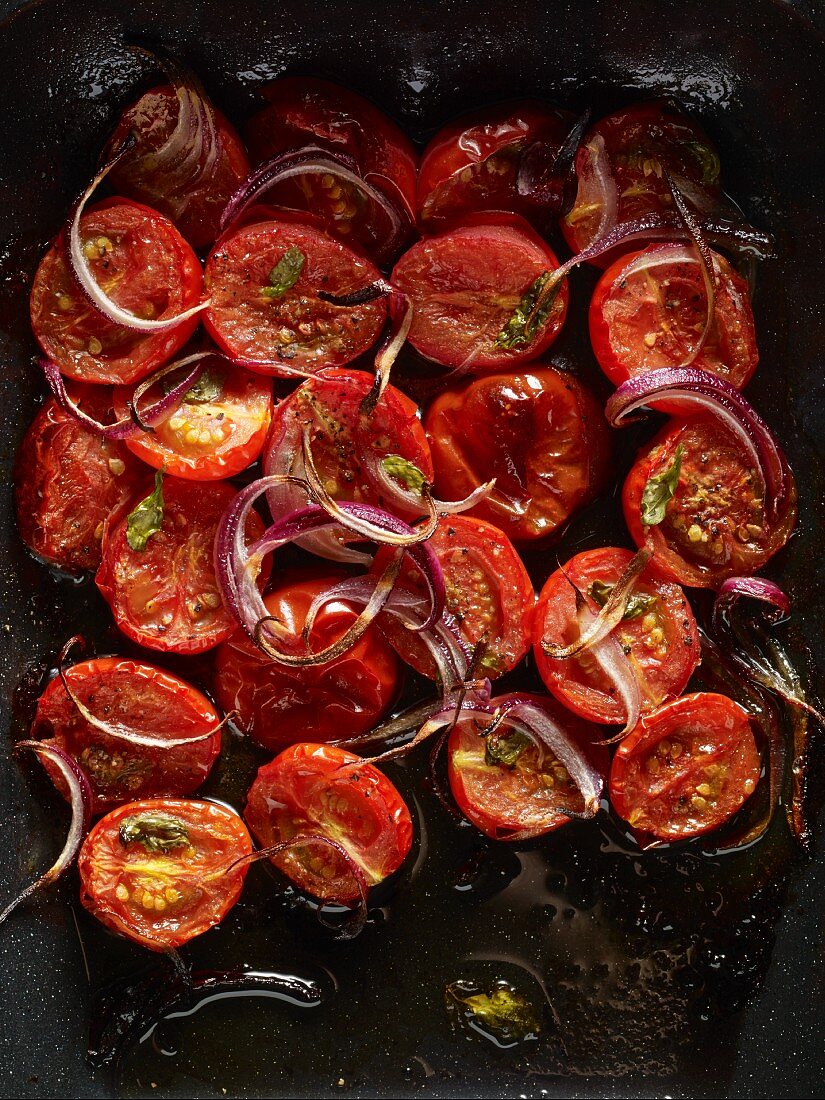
33,658,222,814
622,416,797,588
30,199,203,385
424,365,609,541
244,742,413,902
78,798,251,951
609,692,760,840
213,571,400,751
533,547,700,725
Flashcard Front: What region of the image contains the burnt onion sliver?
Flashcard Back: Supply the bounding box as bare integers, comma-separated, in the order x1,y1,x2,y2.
56,635,234,749
605,366,793,522
0,740,92,927
67,139,210,333
664,167,718,367
516,107,592,219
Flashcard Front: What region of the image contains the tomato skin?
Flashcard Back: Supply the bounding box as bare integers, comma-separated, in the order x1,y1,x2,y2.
532,547,700,726
589,244,758,390
244,742,413,902
390,217,568,371
14,388,147,574
562,101,722,265
373,515,534,680
203,220,387,376
213,571,400,751
78,798,252,951
417,101,571,231
622,416,798,588
32,658,222,814
30,198,203,385
113,358,273,480
96,476,267,655
424,365,610,542
105,84,251,250
447,693,608,840
609,693,760,840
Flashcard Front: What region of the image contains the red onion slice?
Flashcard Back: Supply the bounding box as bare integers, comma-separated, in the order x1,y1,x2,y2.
0,741,92,927
713,576,791,631
605,366,793,521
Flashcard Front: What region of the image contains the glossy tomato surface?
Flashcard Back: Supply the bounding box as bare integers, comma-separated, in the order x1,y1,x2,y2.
417,100,571,230
447,692,608,840
424,365,609,541
374,515,534,679
14,387,146,574
97,476,267,654
609,692,760,840
562,101,722,264
30,198,203,385
204,220,387,375
533,547,700,725
622,415,797,588
33,657,222,814
114,357,273,480
213,571,400,751
391,215,568,371
244,742,412,902
78,798,251,951
105,83,251,250
589,243,758,389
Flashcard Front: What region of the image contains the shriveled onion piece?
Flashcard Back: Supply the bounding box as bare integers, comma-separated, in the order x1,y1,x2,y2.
664,169,717,366
57,636,232,748
517,108,591,217
0,741,92,926
713,576,791,630
606,367,793,521
67,141,208,332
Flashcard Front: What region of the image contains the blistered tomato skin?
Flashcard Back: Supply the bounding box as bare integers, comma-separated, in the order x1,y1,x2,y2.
244,742,413,902
609,693,761,840
30,198,203,385
78,798,252,951
533,547,701,725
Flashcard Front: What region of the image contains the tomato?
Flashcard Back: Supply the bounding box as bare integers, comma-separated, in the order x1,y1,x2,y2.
417,101,571,231
30,198,203,385
373,515,534,680
533,547,700,726
562,101,722,264
622,416,798,588
424,365,610,542
204,220,387,376
78,798,251,951
213,570,400,752
113,356,273,480
589,243,758,390
104,84,251,250
244,77,417,260
14,387,147,574
32,658,222,814
244,742,412,902
96,476,267,654
609,692,760,840
447,693,608,839
391,215,568,371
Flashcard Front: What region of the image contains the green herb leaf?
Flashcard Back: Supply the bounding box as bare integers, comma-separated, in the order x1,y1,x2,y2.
126,470,164,552
496,271,560,349
381,454,427,494
445,981,541,1044
589,579,658,621
118,812,191,854
484,728,531,768
261,245,305,299
641,443,684,527
183,366,225,404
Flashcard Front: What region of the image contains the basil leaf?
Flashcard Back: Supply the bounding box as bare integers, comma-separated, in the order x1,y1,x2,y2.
118,812,191,854
261,245,305,299
183,366,225,404
381,454,427,493
126,470,164,552
589,579,657,621
641,443,684,527
496,271,559,349
445,981,541,1044
484,728,531,768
